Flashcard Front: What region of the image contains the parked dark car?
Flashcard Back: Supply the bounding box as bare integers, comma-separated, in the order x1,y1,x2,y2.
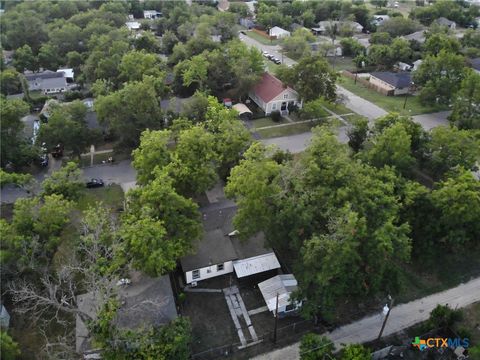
86,179,104,188
51,143,64,158
273,58,281,64
240,30,246,35
39,154,48,167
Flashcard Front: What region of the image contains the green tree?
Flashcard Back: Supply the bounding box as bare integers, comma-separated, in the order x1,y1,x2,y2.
119,50,165,82
3,10,48,51
95,79,163,148
180,54,208,90
37,101,98,160
0,169,33,188
12,44,37,72
341,344,371,360
225,143,283,240
300,98,329,120
169,125,217,196
430,168,480,246
37,43,62,70
123,169,202,276
389,38,413,63
299,334,334,360
3,194,72,270
424,33,461,56
427,304,463,329
364,122,416,175
448,71,480,130
0,331,21,360
49,23,83,56
133,31,159,52
132,129,172,185
282,28,315,60
285,55,337,102
377,17,421,37
0,98,36,169
181,90,210,121
161,30,179,54
41,162,84,201
413,50,467,105
347,116,369,153
0,69,22,96
369,32,392,45
426,126,480,178
340,38,365,57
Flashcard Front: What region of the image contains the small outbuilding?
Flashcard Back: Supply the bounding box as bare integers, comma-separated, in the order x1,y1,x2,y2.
232,103,253,120
269,26,290,39
369,71,412,96
258,274,301,317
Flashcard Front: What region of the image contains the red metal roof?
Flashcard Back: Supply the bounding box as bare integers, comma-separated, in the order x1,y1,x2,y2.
253,73,290,103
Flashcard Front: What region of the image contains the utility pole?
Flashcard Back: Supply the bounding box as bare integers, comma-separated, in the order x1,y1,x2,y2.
273,293,279,344
377,295,393,340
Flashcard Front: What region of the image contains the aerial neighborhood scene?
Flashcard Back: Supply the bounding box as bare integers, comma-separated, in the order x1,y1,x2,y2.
1,0,480,359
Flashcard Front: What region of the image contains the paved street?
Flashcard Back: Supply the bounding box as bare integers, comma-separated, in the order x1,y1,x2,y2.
336,86,387,120
412,111,451,131
252,277,480,360
1,160,136,204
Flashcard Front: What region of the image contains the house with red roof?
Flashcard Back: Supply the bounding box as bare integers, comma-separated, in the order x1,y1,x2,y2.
249,73,302,116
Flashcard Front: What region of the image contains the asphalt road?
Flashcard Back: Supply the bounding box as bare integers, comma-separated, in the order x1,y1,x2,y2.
1,160,136,204
252,277,480,360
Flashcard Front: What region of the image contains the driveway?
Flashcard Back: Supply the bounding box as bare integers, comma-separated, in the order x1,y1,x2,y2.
252,277,480,360
336,86,387,120
412,111,451,131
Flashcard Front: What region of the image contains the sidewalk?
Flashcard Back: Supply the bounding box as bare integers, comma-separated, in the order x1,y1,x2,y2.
252,277,480,360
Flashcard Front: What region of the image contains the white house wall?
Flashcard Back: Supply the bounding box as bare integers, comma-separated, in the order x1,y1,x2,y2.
185,261,234,284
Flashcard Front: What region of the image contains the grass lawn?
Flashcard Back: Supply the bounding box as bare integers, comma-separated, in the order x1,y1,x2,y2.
76,184,125,212
343,113,369,124
79,151,130,167
339,76,449,116
322,100,353,115
327,56,356,72
245,30,280,46
251,116,288,129
256,120,323,138
264,59,280,74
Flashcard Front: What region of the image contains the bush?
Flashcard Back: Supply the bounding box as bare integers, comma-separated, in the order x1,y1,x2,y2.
270,110,281,122
428,304,463,329
64,90,84,101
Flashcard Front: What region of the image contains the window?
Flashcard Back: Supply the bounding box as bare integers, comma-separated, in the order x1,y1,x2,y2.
283,94,288,99
272,103,277,110
217,263,224,272
192,270,200,279
285,303,295,312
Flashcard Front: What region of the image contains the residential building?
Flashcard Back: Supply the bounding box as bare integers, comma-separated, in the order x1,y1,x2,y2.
372,15,390,27
143,10,161,19
125,20,141,31
249,73,302,115
24,70,67,94
76,272,177,353
180,202,281,285
57,68,74,82
313,20,363,35
412,59,423,71
369,72,412,96
232,103,253,120
395,62,412,72
269,26,290,38
258,274,301,317
470,58,480,74
403,30,426,44
436,17,456,29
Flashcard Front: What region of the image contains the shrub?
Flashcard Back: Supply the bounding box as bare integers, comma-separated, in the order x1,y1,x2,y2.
270,110,281,122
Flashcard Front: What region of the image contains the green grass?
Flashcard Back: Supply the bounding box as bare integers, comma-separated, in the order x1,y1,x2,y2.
339,76,448,116
245,30,280,45
321,100,353,115
256,120,323,138
264,59,279,74
251,116,288,129
76,184,125,212
327,56,356,72
343,113,369,124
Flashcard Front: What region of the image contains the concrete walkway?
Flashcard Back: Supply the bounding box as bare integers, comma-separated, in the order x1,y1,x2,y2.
251,277,480,360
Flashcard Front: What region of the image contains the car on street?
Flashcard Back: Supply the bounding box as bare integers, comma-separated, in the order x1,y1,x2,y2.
262,51,269,57
273,58,281,64
86,178,105,188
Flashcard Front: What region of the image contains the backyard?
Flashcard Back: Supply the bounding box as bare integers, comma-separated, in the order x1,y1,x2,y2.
245,30,280,46
339,76,449,116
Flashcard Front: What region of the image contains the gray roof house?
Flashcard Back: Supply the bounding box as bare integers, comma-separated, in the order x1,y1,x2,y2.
436,17,456,29
470,58,480,74
24,70,67,95
76,272,177,354
403,30,426,44
313,20,363,35
180,202,281,284
369,72,412,96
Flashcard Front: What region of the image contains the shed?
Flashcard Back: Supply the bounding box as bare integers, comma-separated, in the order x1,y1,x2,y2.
269,26,290,38
232,103,253,120
258,274,301,317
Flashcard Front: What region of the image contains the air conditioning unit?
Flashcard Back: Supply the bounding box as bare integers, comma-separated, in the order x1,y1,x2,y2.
191,281,198,287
